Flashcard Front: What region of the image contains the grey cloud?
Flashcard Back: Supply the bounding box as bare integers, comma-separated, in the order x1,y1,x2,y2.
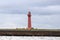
0,0,60,15
28,0,60,7
30,5,60,15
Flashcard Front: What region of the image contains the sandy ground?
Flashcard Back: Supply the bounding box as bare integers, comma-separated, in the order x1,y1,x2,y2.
0,36,60,40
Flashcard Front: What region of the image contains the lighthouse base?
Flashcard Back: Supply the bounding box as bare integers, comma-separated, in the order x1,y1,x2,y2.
28,28,32,30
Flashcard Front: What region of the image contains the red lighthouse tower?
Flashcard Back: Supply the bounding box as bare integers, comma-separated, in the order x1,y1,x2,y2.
27,11,32,30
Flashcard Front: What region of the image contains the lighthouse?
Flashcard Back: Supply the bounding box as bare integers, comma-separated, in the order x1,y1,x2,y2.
27,11,32,30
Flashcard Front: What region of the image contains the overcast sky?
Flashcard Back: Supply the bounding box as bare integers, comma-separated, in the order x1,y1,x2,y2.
0,0,60,29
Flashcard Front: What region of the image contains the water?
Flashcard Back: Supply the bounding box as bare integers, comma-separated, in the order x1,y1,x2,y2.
0,36,60,40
